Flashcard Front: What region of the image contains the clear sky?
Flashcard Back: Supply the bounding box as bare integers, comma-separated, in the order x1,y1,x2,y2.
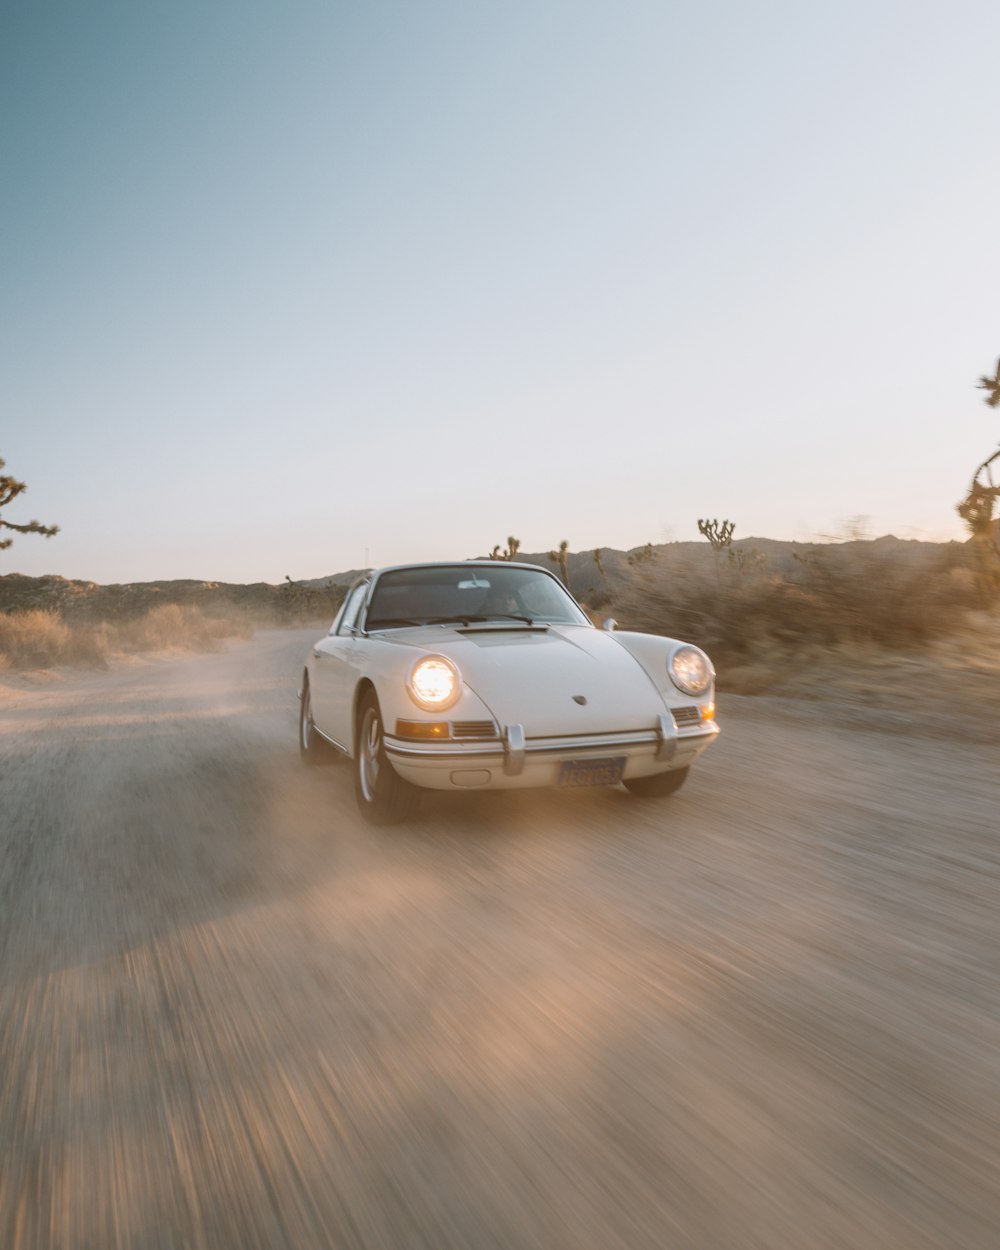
2,0,999,585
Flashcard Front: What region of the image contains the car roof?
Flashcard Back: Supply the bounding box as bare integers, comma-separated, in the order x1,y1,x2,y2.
370,560,555,577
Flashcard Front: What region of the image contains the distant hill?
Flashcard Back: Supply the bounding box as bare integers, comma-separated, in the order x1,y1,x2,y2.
0,536,970,625
2,536,989,694
0,573,342,623
310,535,967,603
296,568,370,590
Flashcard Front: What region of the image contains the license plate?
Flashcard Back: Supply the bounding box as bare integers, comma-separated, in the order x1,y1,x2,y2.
558,756,626,787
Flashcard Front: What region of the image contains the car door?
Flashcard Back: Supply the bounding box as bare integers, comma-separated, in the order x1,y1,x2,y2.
310,579,369,748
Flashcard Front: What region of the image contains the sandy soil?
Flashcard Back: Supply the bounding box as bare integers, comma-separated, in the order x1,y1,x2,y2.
1,630,997,1249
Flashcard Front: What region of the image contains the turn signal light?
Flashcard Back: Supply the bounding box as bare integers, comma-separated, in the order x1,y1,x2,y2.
396,720,449,739
700,703,716,721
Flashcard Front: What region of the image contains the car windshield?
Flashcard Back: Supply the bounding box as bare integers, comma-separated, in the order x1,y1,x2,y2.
364,566,590,630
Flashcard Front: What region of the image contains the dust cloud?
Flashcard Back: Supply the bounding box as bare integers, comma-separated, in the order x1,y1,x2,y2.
1,631,997,1249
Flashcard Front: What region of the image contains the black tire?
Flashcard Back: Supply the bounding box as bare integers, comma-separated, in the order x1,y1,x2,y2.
299,676,335,765
623,767,689,798
353,689,419,825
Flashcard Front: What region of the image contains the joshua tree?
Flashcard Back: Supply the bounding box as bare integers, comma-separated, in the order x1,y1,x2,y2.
0,458,59,551
957,468,1000,543
548,539,570,588
697,518,735,551
592,547,607,584
626,542,654,567
698,518,736,583
958,359,1000,585
488,536,521,561
976,357,1000,408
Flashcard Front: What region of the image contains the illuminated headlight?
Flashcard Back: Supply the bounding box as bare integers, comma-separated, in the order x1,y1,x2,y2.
669,645,714,697
408,655,461,711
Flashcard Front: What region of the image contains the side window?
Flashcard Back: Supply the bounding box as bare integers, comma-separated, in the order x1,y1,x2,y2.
336,583,368,636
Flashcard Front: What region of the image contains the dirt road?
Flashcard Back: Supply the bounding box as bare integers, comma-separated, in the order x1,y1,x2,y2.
1,630,997,1249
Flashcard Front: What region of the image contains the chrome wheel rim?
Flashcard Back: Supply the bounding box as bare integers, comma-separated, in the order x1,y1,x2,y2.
300,687,313,750
359,708,381,801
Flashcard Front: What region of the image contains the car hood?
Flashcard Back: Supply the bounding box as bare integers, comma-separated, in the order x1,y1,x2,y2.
381,625,667,736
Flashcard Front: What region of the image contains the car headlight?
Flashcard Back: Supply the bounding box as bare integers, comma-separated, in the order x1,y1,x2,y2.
407,655,461,711
669,645,713,697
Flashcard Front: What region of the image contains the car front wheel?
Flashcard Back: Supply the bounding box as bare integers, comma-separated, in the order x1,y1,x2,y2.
353,690,419,825
623,767,689,798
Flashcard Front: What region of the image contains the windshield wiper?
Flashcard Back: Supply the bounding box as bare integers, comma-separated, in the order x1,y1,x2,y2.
427,613,536,627
365,618,427,629
425,614,490,626
369,613,539,629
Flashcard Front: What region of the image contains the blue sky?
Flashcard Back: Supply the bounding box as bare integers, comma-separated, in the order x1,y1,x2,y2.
2,0,999,584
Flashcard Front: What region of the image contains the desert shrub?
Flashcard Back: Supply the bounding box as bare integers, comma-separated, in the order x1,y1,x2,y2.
0,609,69,668
614,539,983,665
276,580,346,625
0,604,254,670
62,620,113,667
115,603,253,653
0,609,110,669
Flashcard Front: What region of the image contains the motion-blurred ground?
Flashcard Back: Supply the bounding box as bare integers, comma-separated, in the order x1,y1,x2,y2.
1,631,997,1249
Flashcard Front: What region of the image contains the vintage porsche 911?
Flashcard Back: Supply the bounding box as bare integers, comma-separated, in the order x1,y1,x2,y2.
298,561,719,824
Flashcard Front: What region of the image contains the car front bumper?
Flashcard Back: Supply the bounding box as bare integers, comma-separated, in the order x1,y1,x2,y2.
383,718,720,791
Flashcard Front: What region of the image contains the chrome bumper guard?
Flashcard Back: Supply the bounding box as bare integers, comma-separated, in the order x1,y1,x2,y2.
504,723,526,776
385,719,716,764
656,713,678,763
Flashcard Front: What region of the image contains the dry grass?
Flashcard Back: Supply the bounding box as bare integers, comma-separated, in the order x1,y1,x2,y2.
608,539,995,697
0,605,254,672
4,539,996,707
114,603,252,653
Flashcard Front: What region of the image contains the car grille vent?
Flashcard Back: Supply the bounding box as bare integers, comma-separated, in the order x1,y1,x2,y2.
452,720,498,739
672,706,701,725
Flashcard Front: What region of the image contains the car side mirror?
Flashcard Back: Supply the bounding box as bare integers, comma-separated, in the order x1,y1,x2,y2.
602,618,618,631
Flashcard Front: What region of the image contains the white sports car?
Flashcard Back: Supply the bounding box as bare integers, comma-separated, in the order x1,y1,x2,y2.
299,561,719,824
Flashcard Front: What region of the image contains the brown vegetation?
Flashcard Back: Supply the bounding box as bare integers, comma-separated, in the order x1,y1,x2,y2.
0,457,59,551
615,537,978,653
486,537,521,561
609,536,989,696
0,605,253,671
2,538,994,707
0,575,345,672
957,355,1000,588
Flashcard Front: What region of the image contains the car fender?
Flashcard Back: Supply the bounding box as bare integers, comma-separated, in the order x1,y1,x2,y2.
348,638,500,755
608,631,716,704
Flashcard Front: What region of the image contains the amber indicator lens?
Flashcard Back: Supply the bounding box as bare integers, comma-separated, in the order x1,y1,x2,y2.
396,720,449,739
